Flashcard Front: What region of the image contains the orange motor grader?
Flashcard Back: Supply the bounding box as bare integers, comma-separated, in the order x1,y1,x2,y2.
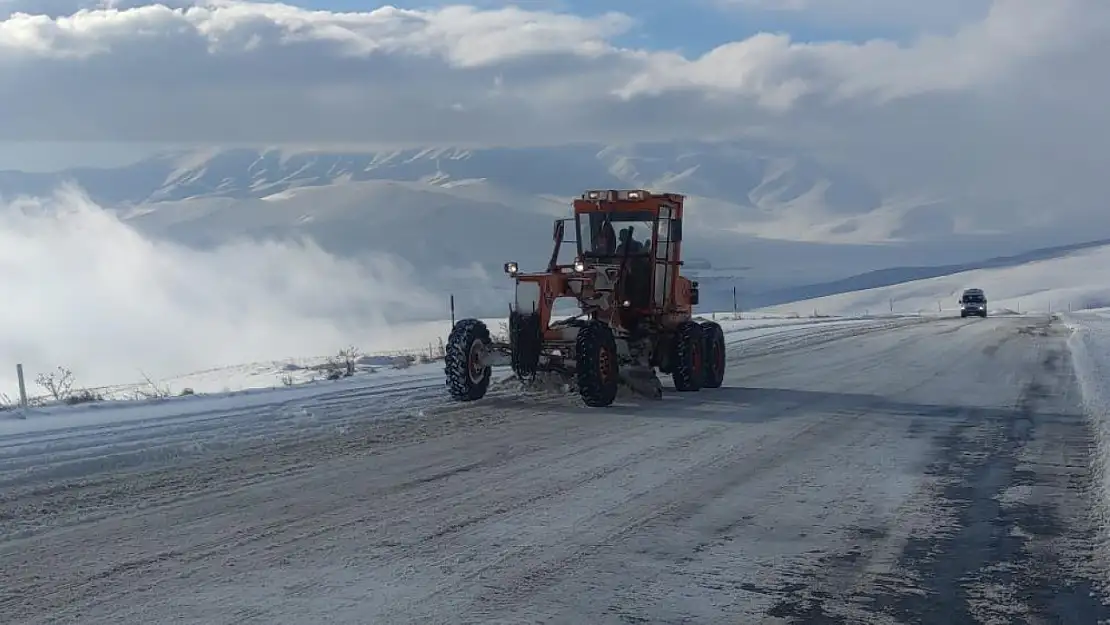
444,189,726,408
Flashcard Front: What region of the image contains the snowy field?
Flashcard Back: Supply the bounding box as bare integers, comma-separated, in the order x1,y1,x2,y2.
2,312,1108,623
0,312,887,460
757,242,1110,317
1,311,883,408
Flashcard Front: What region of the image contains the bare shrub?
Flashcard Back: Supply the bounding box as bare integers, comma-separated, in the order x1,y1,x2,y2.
130,371,172,400
65,388,103,405
33,366,105,405
491,321,510,343
338,346,360,376
320,346,361,380
35,366,75,401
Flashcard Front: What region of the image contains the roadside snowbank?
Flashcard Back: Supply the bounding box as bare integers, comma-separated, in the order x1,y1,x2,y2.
0,313,882,431
1061,310,1110,549
3,312,883,404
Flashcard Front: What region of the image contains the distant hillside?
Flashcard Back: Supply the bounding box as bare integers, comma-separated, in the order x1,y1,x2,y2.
6,141,1110,319
751,237,1110,308
758,242,1110,316
0,141,1044,246
0,141,877,210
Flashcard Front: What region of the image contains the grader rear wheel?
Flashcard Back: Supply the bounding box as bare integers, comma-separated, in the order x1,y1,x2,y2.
700,321,726,389
672,320,705,392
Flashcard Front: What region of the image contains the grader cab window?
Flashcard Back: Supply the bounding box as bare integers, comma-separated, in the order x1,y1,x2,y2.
578,211,655,257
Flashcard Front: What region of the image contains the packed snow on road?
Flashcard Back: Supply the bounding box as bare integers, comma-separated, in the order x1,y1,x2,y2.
2,313,1109,624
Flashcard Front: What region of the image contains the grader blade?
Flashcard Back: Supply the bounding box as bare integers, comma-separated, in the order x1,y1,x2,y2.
620,366,663,400
516,370,574,396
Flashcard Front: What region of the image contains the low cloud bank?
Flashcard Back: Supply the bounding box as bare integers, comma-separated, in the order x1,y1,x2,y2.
0,185,445,395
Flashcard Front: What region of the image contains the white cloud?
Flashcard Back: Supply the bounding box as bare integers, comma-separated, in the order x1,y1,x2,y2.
0,0,1100,140
0,0,1106,211
626,0,1102,104
712,0,992,30
0,184,444,390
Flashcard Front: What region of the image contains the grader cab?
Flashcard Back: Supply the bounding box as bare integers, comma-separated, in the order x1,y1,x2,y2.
444,189,726,408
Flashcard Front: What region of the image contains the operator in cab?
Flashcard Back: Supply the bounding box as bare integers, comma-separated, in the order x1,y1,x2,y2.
616,226,643,254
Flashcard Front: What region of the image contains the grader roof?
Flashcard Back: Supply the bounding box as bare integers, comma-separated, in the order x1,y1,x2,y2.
573,190,686,216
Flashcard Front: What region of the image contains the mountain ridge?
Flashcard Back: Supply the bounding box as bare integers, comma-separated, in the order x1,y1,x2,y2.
0,142,880,211
5,140,1110,318
0,141,1091,248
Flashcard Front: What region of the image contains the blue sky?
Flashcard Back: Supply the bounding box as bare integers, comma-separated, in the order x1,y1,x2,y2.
0,0,904,172
295,0,922,53
0,0,998,171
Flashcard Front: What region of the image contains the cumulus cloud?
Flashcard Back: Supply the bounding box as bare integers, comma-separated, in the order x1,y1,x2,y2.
0,0,1101,142
712,0,993,30
0,185,445,391
0,0,1106,214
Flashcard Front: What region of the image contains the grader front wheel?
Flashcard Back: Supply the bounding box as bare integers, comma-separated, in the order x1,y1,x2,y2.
576,321,620,407
445,318,492,401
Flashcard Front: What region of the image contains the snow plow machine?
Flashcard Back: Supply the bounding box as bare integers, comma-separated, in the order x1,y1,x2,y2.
444,189,726,408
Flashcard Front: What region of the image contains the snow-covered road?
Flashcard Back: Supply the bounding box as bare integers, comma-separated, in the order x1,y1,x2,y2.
2,315,1108,624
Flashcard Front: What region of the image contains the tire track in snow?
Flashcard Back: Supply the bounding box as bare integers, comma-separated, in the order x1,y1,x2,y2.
3,316,1108,624
755,317,1110,624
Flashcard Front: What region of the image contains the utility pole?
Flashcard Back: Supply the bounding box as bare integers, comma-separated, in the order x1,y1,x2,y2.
16,364,26,407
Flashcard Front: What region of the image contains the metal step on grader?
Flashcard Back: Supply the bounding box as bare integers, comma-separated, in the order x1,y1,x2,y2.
444,189,726,408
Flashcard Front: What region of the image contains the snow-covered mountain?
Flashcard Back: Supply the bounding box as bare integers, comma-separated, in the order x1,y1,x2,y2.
3,140,1108,318
0,142,882,219
0,141,1025,243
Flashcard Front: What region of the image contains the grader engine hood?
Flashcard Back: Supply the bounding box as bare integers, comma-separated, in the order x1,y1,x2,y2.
512,276,544,314
505,262,623,314
567,264,619,294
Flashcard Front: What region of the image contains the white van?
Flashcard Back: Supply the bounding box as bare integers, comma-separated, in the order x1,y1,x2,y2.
960,288,987,318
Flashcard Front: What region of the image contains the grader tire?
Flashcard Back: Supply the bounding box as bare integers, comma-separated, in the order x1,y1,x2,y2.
445,318,492,401
672,320,705,392
700,321,726,389
576,321,619,408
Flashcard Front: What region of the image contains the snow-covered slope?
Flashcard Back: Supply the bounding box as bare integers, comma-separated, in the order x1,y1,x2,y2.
6,141,1110,318
0,312,856,404
749,237,1110,309
120,175,1089,316
1,141,1085,247
0,143,883,225
761,242,1110,316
